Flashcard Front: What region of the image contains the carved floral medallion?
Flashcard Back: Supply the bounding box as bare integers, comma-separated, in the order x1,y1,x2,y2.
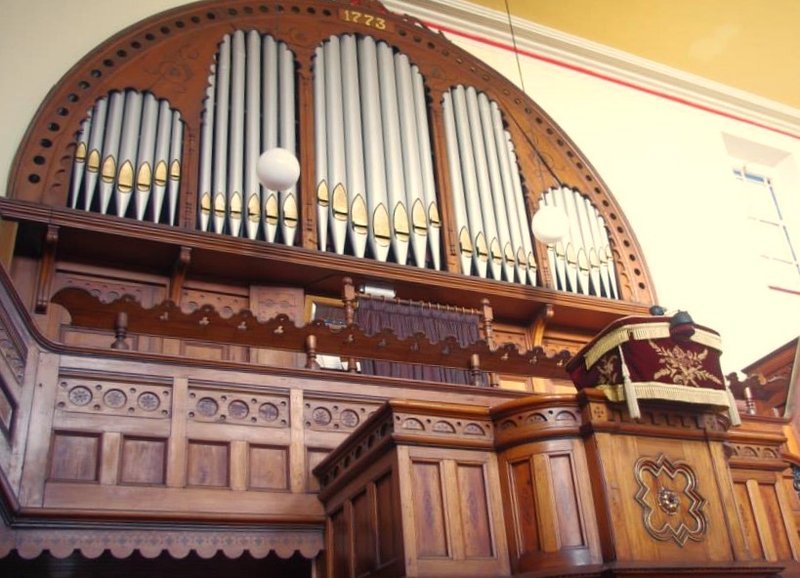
634,453,707,546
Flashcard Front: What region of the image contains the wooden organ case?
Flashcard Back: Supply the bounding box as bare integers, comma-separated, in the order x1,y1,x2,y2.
0,0,797,576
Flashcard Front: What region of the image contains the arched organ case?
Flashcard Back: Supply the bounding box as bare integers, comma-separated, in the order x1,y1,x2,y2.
5,0,653,311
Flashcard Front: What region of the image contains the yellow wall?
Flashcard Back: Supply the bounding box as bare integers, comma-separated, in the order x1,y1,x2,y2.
472,0,800,109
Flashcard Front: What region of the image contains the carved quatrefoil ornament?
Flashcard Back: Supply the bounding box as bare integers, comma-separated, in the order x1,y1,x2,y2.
634,454,707,546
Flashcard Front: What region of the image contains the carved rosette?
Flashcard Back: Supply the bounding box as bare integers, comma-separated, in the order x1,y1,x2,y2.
634,454,707,546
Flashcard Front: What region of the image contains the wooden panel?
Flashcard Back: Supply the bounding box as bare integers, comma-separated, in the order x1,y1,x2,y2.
49,432,99,482
760,482,793,560
183,341,226,361
412,460,448,558
120,437,166,485
248,445,288,490
550,453,584,548
375,471,398,567
186,441,229,487
509,458,539,558
457,463,493,558
353,489,376,577
331,507,351,578
306,448,331,492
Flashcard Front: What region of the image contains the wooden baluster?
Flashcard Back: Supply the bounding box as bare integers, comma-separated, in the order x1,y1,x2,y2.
110,311,130,350
305,334,320,369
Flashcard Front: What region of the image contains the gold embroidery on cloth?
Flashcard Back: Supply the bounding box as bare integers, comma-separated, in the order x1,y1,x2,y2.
596,354,619,384
648,341,722,387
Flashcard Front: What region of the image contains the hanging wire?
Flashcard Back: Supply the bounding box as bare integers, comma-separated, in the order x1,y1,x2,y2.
504,0,527,94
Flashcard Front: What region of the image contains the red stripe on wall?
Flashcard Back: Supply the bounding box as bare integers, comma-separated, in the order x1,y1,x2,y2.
423,20,800,141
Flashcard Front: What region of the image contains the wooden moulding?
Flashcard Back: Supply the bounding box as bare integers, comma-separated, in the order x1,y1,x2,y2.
0,523,323,561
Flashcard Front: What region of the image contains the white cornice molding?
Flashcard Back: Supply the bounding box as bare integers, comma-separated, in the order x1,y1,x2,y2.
383,0,800,138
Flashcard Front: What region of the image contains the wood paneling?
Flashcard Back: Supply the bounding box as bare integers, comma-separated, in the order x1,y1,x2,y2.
352,489,376,577
375,472,398,567
331,507,350,578
120,437,166,485
735,480,764,559
760,482,793,560
306,448,331,493
411,460,448,558
457,463,493,558
550,453,584,548
186,441,228,488
249,445,288,491
49,431,100,482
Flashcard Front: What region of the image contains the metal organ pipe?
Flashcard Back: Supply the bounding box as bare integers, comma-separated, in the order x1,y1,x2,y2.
465,87,502,281
313,46,330,251
313,35,439,268
357,36,390,263
377,41,409,265
167,113,182,226
477,93,514,283
441,92,473,276
198,69,216,232
538,186,619,299
244,30,262,240
227,30,246,238
505,137,537,285
279,42,298,246
82,97,108,212
442,85,537,285
450,86,488,279
195,32,298,244
323,36,348,255
69,90,182,224
395,52,427,268
151,100,172,223
412,65,441,270
340,34,368,258
262,36,279,242
490,103,525,285
134,93,158,221
212,36,231,234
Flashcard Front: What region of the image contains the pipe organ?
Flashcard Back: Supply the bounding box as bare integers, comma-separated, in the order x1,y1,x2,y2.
539,186,618,297
69,90,183,224
198,31,298,243
60,19,634,300
314,35,440,268
443,86,537,284
9,2,790,577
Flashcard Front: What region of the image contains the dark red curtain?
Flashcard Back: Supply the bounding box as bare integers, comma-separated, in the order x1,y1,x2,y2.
354,298,484,385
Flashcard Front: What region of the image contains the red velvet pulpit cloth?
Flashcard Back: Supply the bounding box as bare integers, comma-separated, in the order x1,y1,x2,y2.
566,315,740,425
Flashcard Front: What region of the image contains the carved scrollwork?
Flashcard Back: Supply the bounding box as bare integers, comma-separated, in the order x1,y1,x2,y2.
634,454,707,546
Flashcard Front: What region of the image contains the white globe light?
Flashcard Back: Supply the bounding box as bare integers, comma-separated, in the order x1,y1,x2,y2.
256,148,300,191
530,205,569,245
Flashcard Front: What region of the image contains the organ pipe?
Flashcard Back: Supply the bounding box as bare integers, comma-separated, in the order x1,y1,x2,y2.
69,90,182,224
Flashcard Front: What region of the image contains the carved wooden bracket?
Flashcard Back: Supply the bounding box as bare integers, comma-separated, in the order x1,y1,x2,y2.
530,303,555,348
34,224,59,313
168,246,192,304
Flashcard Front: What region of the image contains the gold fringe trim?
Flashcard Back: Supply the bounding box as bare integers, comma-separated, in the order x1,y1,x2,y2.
585,324,722,368
597,382,740,425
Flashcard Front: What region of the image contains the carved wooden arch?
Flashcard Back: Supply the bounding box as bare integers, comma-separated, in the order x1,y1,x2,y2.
7,0,655,304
